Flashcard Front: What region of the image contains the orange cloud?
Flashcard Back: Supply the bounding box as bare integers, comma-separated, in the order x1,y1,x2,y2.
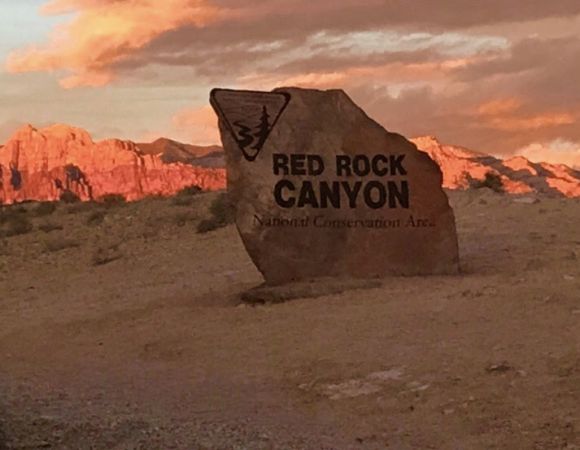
475,98,575,131
240,58,472,91
477,98,522,116
7,0,227,88
488,113,575,131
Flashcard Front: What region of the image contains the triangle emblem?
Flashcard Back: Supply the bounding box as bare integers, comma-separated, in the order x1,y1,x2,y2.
210,89,291,162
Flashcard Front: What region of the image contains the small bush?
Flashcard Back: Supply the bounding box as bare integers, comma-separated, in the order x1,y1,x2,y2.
100,193,126,208
197,193,236,234
86,210,106,226
172,185,203,206
60,190,81,204
197,218,222,233
0,214,33,237
177,185,203,197
66,201,98,214
209,193,236,224
92,245,123,266
34,202,57,217
39,222,63,233
470,172,504,193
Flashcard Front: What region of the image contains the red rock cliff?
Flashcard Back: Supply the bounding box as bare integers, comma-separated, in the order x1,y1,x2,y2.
0,124,226,204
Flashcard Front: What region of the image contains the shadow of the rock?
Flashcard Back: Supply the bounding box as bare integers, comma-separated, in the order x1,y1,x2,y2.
241,278,383,305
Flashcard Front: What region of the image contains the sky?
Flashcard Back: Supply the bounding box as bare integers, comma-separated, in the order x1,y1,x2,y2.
1,0,580,166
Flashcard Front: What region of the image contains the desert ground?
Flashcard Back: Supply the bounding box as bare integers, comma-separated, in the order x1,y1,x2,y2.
0,189,579,449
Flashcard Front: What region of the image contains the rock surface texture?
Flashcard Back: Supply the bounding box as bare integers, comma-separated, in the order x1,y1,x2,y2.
0,125,226,204
211,87,460,284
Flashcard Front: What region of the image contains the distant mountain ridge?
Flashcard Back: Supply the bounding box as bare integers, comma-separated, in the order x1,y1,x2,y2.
0,124,578,204
137,138,225,168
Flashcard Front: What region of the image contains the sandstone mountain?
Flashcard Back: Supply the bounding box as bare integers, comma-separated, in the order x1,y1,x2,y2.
0,124,226,204
412,136,580,198
0,124,578,205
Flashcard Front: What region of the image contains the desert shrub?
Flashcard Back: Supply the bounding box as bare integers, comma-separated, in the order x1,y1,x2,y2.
34,202,57,217
66,201,98,214
197,219,221,233
0,213,33,237
100,193,126,208
39,222,63,233
177,185,203,197
86,210,106,226
60,190,81,204
92,244,123,266
209,193,236,223
44,237,80,253
470,172,504,193
197,193,236,233
172,185,204,206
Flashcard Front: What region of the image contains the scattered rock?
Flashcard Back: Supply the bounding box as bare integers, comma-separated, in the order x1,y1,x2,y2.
486,362,513,374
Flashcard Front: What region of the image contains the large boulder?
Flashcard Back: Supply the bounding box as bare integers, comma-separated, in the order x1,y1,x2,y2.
211,87,460,285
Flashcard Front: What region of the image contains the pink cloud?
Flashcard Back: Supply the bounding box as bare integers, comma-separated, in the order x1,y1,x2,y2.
475,97,576,131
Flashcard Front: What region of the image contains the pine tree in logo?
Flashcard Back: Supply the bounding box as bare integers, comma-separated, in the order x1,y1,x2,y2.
253,106,271,151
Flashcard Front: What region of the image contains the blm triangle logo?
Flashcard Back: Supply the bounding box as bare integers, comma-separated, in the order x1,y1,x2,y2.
210,89,291,162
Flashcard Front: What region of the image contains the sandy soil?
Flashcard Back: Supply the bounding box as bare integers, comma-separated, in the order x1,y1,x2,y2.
0,190,579,449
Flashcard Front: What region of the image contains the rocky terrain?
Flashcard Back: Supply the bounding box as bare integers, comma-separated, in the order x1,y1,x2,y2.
0,188,579,449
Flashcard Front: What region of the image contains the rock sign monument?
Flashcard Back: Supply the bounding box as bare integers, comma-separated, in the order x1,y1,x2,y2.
210,87,459,285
